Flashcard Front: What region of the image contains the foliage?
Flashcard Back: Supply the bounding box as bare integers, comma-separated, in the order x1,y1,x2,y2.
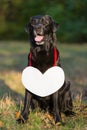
0,0,87,42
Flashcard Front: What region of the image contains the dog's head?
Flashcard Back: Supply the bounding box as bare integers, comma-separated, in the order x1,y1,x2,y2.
25,15,59,47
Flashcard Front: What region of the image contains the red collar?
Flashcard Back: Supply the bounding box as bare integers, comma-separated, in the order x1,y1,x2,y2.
28,47,59,66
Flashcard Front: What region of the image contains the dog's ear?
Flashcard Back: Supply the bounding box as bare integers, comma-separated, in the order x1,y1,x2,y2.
52,21,59,32
24,23,29,33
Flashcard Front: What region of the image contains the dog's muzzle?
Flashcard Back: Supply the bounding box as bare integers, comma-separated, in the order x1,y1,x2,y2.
34,35,44,45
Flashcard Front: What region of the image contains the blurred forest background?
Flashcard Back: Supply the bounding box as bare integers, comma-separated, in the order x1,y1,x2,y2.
0,0,87,43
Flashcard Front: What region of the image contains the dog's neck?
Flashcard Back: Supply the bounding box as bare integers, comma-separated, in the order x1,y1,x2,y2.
29,46,59,67
30,43,55,55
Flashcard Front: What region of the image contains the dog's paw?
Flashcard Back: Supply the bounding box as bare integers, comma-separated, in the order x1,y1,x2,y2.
64,110,75,117
54,115,61,123
16,118,26,124
54,115,65,126
16,114,28,124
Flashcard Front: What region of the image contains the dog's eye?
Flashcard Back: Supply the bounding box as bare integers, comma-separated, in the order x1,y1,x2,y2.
31,20,36,25
41,18,49,25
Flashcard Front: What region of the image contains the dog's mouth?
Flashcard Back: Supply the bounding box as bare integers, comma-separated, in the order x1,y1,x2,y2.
34,35,44,45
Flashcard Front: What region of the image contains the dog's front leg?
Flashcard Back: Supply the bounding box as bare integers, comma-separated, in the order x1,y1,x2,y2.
53,91,62,123
17,89,32,123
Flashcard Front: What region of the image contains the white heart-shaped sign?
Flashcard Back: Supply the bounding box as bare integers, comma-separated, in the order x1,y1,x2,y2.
22,66,65,97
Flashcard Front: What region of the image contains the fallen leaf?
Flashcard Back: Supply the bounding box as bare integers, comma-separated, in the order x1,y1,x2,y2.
0,121,3,127
15,111,21,119
5,97,13,106
45,112,55,124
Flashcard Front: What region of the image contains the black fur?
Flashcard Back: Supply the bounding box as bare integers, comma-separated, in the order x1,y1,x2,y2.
17,15,75,124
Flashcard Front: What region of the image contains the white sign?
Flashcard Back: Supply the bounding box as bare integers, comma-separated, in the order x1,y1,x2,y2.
22,66,65,97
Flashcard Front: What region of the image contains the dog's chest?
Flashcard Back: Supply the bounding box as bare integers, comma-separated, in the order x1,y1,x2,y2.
31,50,54,73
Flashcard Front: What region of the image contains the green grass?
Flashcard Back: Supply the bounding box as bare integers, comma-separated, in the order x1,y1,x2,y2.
0,41,87,130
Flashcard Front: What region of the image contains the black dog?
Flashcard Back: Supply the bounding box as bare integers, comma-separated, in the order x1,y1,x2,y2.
17,15,74,124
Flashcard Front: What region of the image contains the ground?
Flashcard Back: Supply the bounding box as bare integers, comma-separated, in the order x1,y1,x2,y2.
0,41,87,130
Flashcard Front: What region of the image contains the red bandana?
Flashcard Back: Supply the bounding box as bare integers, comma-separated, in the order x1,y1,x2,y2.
28,47,59,66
